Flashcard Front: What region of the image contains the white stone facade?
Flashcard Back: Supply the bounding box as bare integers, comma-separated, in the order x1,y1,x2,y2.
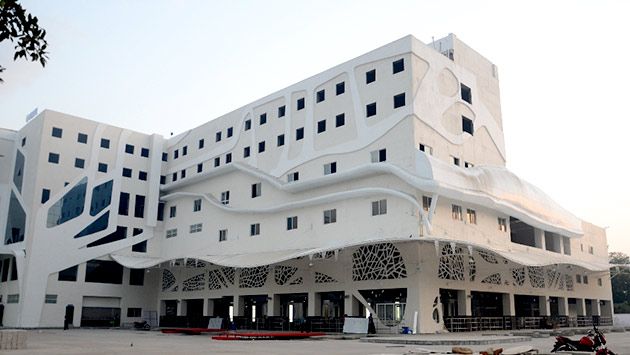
0,34,612,332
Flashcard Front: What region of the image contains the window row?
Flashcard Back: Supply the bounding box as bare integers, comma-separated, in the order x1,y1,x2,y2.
56,263,145,285
365,58,405,85
48,152,110,173
122,167,148,181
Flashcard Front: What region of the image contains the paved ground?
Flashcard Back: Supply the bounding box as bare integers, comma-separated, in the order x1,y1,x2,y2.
7,328,630,354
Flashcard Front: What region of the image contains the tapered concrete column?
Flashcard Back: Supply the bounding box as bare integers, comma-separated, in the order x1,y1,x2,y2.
502,293,515,316
205,299,213,316
558,297,569,316
592,299,601,316
234,296,244,317
576,298,586,316
457,290,472,316
267,294,280,316
344,293,360,316
539,296,550,316
535,229,545,249
307,292,316,317
176,299,184,316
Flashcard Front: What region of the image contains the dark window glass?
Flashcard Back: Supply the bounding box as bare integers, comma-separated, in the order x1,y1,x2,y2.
58,265,78,282
317,120,326,133
90,180,113,216
100,138,110,149
180,169,186,179
198,139,204,149
197,163,203,173
162,152,168,162
251,183,261,198
393,93,406,108
243,146,250,158
277,134,285,147
48,152,59,164
141,148,149,158
392,58,404,74
296,128,304,140
258,141,265,153
10,257,17,280
127,307,142,317
379,149,387,162
316,90,325,103
129,269,145,285
139,171,147,181
85,260,123,284
77,133,88,144
225,153,232,164
336,113,345,127
122,168,132,177
174,150,179,159
21,137,26,146
52,127,63,138
366,69,376,84
461,83,472,104
125,144,134,154
1,259,9,281
46,178,87,227
214,157,220,167
216,131,222,142
118,192,130,215
41,188,50,203
12,150,24,192
157,202,165,221
297,98,305,110
278,105,286,117
74,158,85,169
73,212,109,238
462,116,474,135
245,119,251,131
336,82,345,95
86,226,126,248
259,113,267,125
5,191,26,244
182,146,187,155
227,127,233,137
366,102,377,117
98,163,108,173
172,172,177,182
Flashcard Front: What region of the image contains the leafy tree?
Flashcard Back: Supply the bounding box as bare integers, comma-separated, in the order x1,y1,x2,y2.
610,251,630,310
0,0,48,82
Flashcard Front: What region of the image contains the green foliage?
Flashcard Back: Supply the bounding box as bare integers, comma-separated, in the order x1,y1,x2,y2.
610,251,630,265
0,0,48,82
610,251,630,305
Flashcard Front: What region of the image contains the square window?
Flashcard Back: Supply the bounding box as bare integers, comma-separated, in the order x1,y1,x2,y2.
287,172,299,182
180,169,186,179
74,158,85,169
245,119,252,131
251,183,261,198
227,127,233,137
277,134,285,147
41,188,50,204
335,113,345,127
250,223,260,236
77,133,88,144
366,69,376,84
48,152,59,164
278,105,286,117
392,58,404,74
52,127,63,138
100,138,110,149
197,163,203,173
297,98,305,110
225,153,232,164
296,127,304,140
324,162,337,175
393,93,406,108
371,199,387,216
366,102,377,117
182,146,187,156
287,216,298,230
324,209,337,224
336,82,345,95
193,199,202,212
199,139,205,149
220,191,230,205
141,148,149,158
214,157,220,167
125,144,134,154
259,113,267,125
316,89,325,103
169,206,177,218
219,229,228,241
122,167,132,177
162,152,168,162
370,149,386,163
243,146,251,158
317,120,326,133
461,83,472,104
98,163,108,173
139,171,148,181
462,116,474,135
174,150,179,159
258,141,266,153
216,131,222,142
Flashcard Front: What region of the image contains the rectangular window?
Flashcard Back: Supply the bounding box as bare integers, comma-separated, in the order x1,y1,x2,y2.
466,209,477,224
277,134,285,147
180,169,186,179
7,294,19,304
393,93,406,108
45,294,57,304
190,223,202,233
125,144,134,154
370,149,387,163
259,113,267,125
452,156,460,166
193,198,202,212
129,269,144,286
227,127,233,137
58,265,78,281
461,83,472,104
393,58,404,74
225,153,232,164
166,229,178,238
74,158,85,169
133,240,147,253
182,146,188,156
170,206,176,218
371,199,387,216
287,216,298,230
98,163,108,173
199,139,205,149
138,171,147,181
216,131,222,142
219,229,227,242
317,120,326,133
589,246,594,254
85,259,123,284
336,113,345,127
157,202,164,220
221,191,230,205
583,275,589,284
48,152,60,164
197,163,203,173
316,89,325,103
324,162,337,175
336,81,345,95
251,183,261,198
118,192,130,215
214,157,220,167
77,133,88,144
366,102,377,117
162,152,168,162
172,172,177,182
297,98,305,110
100,138,110,149
174,149,179,159
366,69,376,84
464,162,474,168
422,196,432,212
122,168,132,177
296,127,304,140
323,209,337,224
243,146,250,157
498,217,507,232
419,143,433,155
134,195,145,218
452,205,463,221
287,172,299,182
598,278,603,286
41,188,50,204
258,141,266,153
576,274,582,283
245,119,252,131
250,223,260,236
141,148,149,158
127,307,142,317
462,116,474,135
52,127,63,138
278,105,286,117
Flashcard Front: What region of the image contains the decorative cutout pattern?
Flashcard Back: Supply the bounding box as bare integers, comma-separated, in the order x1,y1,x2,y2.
162,270,176,291
528,266,545,288
222,267,235,285
182,273,205,291
352,243,407,281
186,259,207,268
274,265,298,286
289,277,303,285
469,257,476,282
314,272,337,283
208,269,226,290
512,267,526,286
239,266,269,288
478,250,498,264
558,273,565,290
565,274,574,291
481,273,502,285
438,244,465,281
547,269,560,288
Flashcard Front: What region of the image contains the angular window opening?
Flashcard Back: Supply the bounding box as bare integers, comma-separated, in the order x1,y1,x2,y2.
85,260,123,284
371,199,387,216
250,223,260,236
460,83,472,104
90,180,113,216
243,146,251,157
287,216,298,230
198,139,205,149
245,119,252,131
74,212,109,238
180,169,186,179
452,156,460,166
129,269,145,285
214,157,220,167
510,217,537,247
336,81,345,95
157,202,164,221
317,120,326,133
46,178,87,227
316,90,325,103
162,152,168,162
296,127,304,140
118,192,130,216
393,58,404,74
169,206,176,218
393,93,405,108
258,141,266,153
13,150,24,192
174,150,179,159
1,259,9,281
366,102,377,117
324,162,337,175
227,127,233,137
182,146,188,156
52,127,63,138
451,205,463,221
418,143,433,155
464,162,474,168
134,195,145,218
216,131,222,142
259,113,267,125
422,196,432,212
544,231,562,253
100,138,110,149
251,183,261,198
78,133,88,144
277,134,285,147
287,172,299,182
366,69,376,84
336,113,345,127
86,226,127,248
141,148,149,158
172,172,177,182
197,163,203,173
278,105,286,117
219,229,228,242
370,148,387,163
58,265,78,282
462,116,474,135
132,240,147,253
125,144,134,154
41,188,50,204
221,191,230,205
297,98,305,110
225,153,232,164
323,209,337,224
5,192,26,244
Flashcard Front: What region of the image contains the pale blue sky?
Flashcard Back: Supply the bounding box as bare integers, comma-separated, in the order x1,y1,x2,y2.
1,1,628,254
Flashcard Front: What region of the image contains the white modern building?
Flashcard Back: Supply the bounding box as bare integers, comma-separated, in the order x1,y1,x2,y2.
0,34,613,332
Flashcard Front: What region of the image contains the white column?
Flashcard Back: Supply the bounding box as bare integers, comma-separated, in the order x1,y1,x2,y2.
558,297,569,316
503,293,515,316
539,296,550,316
458,290,472,316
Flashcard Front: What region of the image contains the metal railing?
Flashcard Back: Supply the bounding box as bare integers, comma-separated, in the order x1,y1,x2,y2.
444,315,608,332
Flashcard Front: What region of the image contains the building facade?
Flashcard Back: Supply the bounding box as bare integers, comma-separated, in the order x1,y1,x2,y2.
0,34,612,332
